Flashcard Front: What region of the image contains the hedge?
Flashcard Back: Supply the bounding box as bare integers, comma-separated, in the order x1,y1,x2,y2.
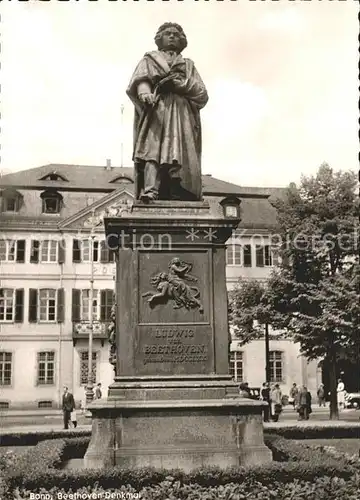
0,429,90,447
2,434,359,495
18,475,360,500
2,424,360,446
265,424,360,440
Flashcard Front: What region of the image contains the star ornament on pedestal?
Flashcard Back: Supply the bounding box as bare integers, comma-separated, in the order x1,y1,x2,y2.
204,228,217,241
185,228,200,241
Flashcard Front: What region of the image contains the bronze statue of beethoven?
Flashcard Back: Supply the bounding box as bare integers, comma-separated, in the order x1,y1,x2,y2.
127,23,208,202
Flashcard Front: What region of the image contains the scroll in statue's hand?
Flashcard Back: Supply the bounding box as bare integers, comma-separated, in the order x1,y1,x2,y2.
158,73,186,94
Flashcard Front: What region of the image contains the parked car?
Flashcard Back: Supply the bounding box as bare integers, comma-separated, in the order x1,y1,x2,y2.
344,392,360,409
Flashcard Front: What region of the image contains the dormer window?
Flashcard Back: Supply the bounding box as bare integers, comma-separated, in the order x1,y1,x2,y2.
220,196,241,219
109,175,133,184
0,189,23,213
39,172,68,182
40,190,63,214
4,197,17,212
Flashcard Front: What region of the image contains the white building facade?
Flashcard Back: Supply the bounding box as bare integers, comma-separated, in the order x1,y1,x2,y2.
0,164,320,409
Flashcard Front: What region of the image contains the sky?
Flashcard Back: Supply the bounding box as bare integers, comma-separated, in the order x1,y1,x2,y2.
0,0,358,187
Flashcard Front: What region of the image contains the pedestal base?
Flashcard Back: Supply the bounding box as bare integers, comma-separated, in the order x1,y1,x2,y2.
84,398,272,471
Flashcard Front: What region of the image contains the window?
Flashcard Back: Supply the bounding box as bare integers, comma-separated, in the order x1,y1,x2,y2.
226,244,242,265
256,245,273,267
43,197,60,213
80,290,100,321
37,352,55,385
80,351,97,385
80,240,100,262
243,245,252,267
225,205,238,218
226,244,252,267
41,190,62,214
30,240,64,264
39,172,68,182
0,289,14,322
0,289,24,323
0,189,22,212
220,197,241,218
269,351,283,383
0,352,12,386
109,175,133,184
0,240,26,262
72,288,113,322
28,289,64,323
38,400,53,408
72,239,112,263
4,197,16,212
39,289,57,322
229,351,243,382
40,240,58,263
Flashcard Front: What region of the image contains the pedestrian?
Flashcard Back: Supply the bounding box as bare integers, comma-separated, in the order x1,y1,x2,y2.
261,382,270,422
306,389,312,420
337,379,345,409
289,383,299,409
270,384,282,422
317,383,326,407
70,408,78,428
239,382,251,398
80,387,87,414
297,385,309,420
62,386,75,430
95,382,102,400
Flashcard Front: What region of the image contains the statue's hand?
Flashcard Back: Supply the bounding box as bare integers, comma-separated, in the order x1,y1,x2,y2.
138,92,156,106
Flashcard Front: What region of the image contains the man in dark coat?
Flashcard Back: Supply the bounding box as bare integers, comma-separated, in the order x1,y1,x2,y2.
261,382,270,422
62,386,75,430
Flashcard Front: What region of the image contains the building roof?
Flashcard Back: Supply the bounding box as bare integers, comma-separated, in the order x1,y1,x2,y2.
0,164,286,231
0,163,284,197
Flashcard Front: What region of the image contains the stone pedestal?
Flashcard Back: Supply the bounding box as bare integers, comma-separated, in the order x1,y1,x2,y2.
84,201,272,470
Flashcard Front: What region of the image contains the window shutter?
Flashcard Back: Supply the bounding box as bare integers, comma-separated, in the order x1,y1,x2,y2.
100,290,107,321
105,289,114,321
58,240,66,264
72,239,81,263
72,289,81,322
243,245,252,268
57,288,65,323
16,240,26,263
14,289,24,323
28,289,38,322
30,240,40,263
100,241,110,263
255,246,264,267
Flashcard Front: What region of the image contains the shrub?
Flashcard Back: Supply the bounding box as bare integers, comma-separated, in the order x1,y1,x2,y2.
265,425,360,440
0,429,90,447
3,433,360,497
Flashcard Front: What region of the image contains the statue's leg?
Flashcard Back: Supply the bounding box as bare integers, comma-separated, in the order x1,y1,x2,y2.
141,161,160,201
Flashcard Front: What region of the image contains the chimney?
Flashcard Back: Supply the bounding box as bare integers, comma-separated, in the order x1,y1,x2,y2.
105,159,112,170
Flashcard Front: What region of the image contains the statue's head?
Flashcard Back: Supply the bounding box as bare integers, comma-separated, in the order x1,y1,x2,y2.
155,22,187,53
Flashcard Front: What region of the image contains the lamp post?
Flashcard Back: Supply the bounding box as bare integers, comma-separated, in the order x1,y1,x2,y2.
86,216,96,404
265,322,270,384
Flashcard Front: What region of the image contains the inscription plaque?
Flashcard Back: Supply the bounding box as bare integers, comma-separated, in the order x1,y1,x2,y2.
135,325,214,375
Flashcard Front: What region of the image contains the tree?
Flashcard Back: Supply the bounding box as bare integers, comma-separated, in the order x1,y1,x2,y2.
228,278,283,383
268,163,359,419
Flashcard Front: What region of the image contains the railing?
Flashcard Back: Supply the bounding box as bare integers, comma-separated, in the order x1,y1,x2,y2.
72,321,109,345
